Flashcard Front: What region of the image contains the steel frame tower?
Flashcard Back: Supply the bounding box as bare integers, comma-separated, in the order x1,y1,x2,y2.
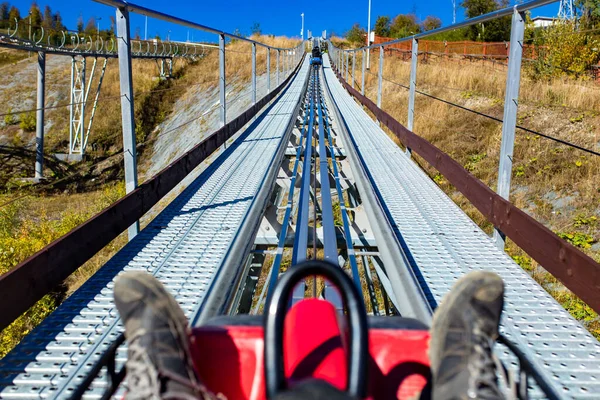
558,0,574,20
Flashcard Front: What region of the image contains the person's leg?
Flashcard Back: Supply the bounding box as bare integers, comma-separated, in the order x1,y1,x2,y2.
114,271,219,400
429,271,505,400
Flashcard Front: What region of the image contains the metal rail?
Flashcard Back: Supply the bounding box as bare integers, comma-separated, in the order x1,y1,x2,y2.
94,0,299,51
291,71,316,302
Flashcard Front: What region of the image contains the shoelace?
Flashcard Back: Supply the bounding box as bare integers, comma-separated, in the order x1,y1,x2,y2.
468,326,509,400
125,331,160,400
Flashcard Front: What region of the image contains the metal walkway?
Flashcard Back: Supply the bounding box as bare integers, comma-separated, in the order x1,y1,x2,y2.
0,58,310,399
322,54,600,398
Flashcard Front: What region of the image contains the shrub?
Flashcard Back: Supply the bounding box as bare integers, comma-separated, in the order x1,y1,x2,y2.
528,21,600,80
4,109,15,125
19,112,36,132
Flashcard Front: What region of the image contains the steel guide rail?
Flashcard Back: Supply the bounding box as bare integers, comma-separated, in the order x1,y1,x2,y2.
291,69,316,303
319,70,365,304
0,57,311,400
262,87,311,307
315,70,342,307
322,54,600,397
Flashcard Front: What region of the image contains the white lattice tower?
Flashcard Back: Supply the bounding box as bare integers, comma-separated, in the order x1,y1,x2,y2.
558,0,575,20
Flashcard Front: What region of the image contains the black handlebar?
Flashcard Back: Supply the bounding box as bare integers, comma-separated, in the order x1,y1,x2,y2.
264,260,369,399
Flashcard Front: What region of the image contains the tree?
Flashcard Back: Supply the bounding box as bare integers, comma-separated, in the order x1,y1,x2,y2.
85,16,97,35
345,23,366,45
461,0,510,41
53,11,64,31
250,22,261,36
374,15,391,37
29,2,42,28
0,3,8,21
422,15,442,31
42,5,53,29
390,14,421,38
0,2,9,29
576,0,600,28
77,15,83,33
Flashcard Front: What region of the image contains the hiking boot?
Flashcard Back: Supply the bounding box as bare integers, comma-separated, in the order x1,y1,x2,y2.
430,271,505,400
114,271,215,400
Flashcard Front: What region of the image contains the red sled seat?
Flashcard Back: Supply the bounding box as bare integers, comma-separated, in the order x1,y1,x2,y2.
190,299,431,400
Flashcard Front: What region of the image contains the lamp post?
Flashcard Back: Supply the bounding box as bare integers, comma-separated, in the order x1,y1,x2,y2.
366,0,371,69
144,15,148,40
301,13,304,40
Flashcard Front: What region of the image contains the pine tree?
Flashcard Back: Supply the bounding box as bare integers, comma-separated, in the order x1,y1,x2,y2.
77,15,84,33
85,16,96,35
42,5,53,29
53,11,64,31
29,1,42,28
374,16,391,37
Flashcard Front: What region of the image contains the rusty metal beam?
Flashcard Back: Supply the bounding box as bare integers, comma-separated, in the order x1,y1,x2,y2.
331,64,600,314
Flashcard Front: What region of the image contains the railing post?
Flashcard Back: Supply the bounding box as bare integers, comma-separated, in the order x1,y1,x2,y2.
406,38,418,156
352,51,356,88
219,33,226,127
251,43,256,104
69,57,74,153
361,49,366,96
35,51,45,181
377,46,383,108
494,7,525,249
345,51,349,81
116,6,139,240
276,49,280,86
267,48,271,93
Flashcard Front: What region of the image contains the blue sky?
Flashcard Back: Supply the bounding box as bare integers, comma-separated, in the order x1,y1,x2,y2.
12,0,560,43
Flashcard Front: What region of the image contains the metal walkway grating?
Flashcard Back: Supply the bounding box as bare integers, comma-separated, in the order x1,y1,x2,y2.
323,54,600,398
0,58,310,399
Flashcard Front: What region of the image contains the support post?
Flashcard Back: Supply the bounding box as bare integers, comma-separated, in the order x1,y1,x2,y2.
406,38,418,156
69,57,74,152
377,46,383,108
267,48,271,93
277,49,280,86
361,49,366,96
345,51,349,81
352,51,356,88
35,51,45,180
219,33,226,127
494,7,525,249
251,43,256,104
116,6,139,240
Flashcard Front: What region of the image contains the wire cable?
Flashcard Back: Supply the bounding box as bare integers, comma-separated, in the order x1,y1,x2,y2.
373,74,600,157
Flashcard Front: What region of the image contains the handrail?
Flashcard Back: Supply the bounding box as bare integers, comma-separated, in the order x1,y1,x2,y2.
94,0,298,51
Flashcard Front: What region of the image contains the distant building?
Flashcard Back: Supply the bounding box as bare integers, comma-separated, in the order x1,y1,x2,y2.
531,16,556,28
